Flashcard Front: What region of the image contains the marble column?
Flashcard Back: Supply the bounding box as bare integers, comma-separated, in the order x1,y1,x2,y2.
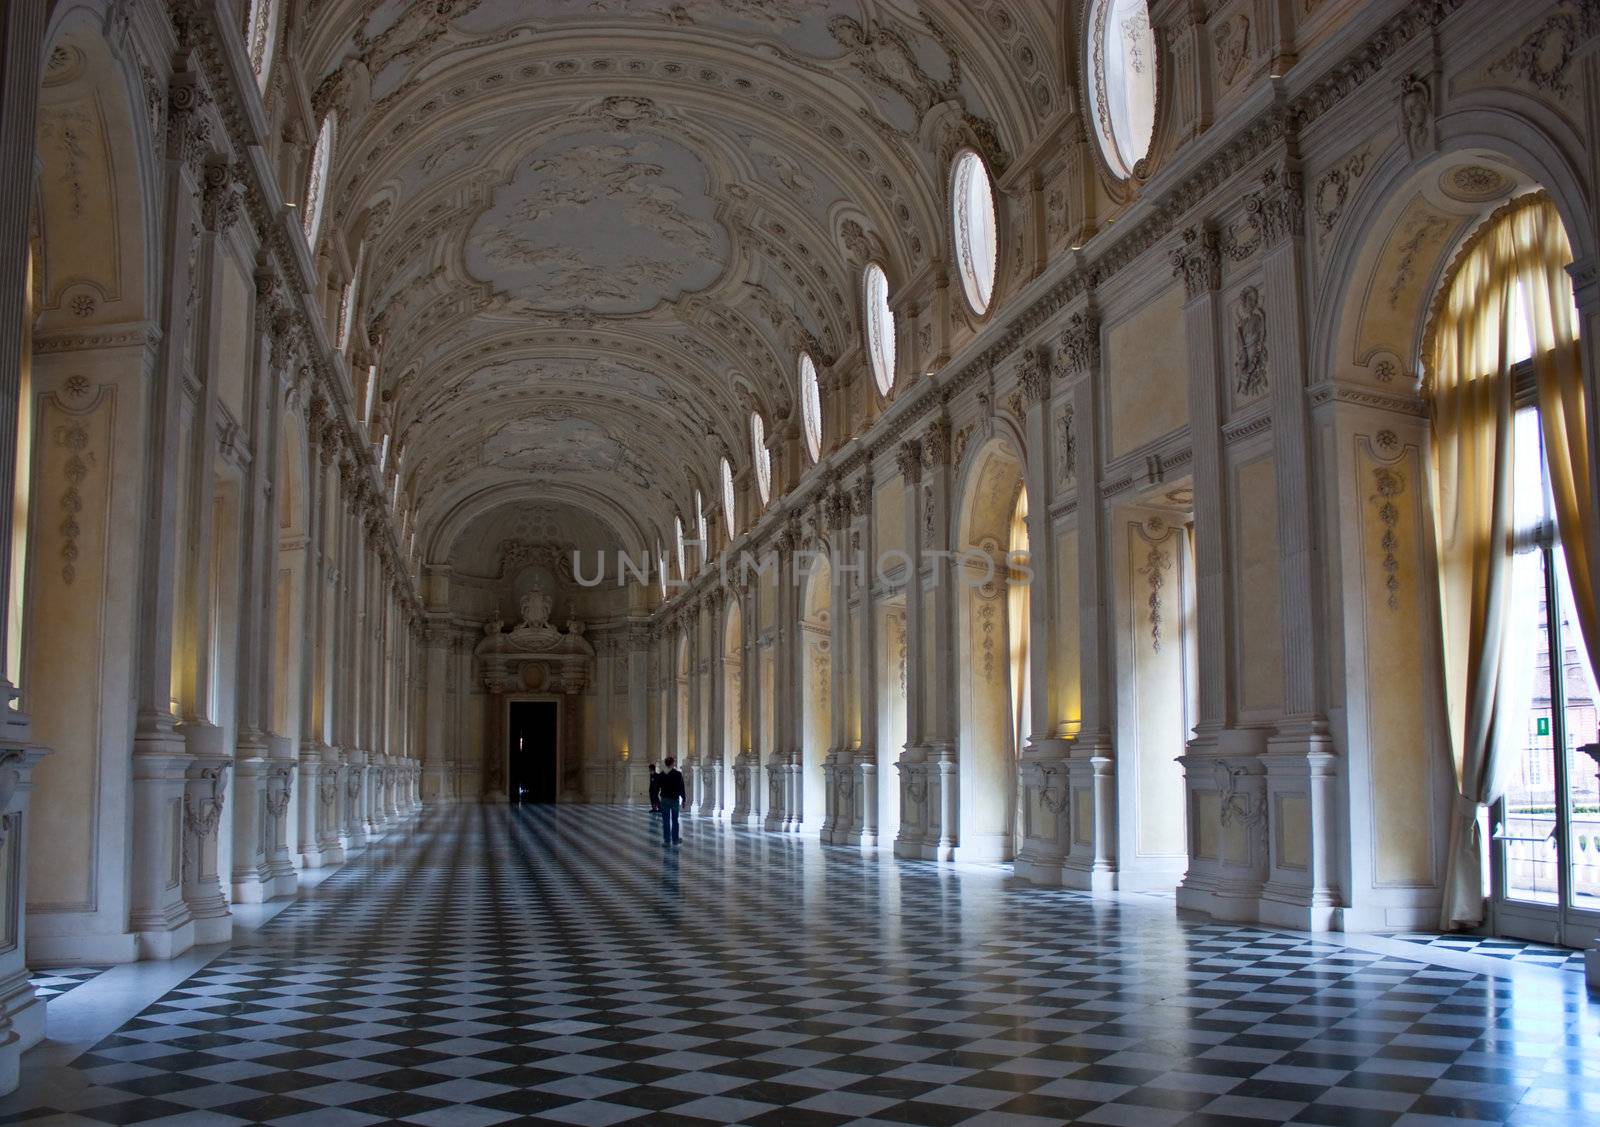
893,437,927,859
701,599,724,817
1253,165,1339,930
920,418,958,860
155,83,226,955
1058,309,1118,891
821,486,851,842
1015,346,1074,883
766,526,802,832
1170,225,1270,920
845,473,878,849
231,301,290,904
297,403,329,865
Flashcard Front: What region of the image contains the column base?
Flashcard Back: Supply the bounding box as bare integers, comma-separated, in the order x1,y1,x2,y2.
267,867,298,899
300,846,328,869
1058,860,1119,893
231,875,268,904
1257,888,1341,931
135,917,198,961
0,970,45,1053
1013,856,1066,886
189,903,232,946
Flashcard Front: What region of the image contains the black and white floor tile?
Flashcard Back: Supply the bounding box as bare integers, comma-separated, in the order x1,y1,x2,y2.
4,805,1598,1126
1387,933,1588,973
25,968,110,1004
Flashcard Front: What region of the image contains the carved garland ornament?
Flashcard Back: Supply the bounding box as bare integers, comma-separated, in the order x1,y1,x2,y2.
54,419,91,585
1138,543,1172,652
1371,467,1405,611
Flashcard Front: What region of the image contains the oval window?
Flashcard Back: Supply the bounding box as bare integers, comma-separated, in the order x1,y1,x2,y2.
750,412,772,505
951,151,998,316
864,263,897,395
674,514,686,578
1087,0,1157,178
799,353,822,462
720,457,737,540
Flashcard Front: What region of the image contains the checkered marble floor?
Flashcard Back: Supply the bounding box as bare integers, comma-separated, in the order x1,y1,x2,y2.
1387,933,1588,973
25,968,110,1003
3,805,1599,1126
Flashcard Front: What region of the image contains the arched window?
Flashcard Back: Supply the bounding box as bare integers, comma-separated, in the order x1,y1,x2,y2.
1086,0,1157,179
245,0,280,90
750,412,772,505
694,489,708,563
1425,192,1593,928
720,456,737,540
799,352,822,462
674,514,687,579
864,262,897,395
951,150,997,316
1008,487,1031,761
302,115,335,251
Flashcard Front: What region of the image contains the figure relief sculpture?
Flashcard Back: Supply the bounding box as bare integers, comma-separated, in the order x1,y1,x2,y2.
1233,286,1269,399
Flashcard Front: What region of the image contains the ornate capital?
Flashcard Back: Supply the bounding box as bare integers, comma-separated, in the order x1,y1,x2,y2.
823,487,850,531
1016,347,1050,407
201,159,243,233
1170,225,1221,298
896,438,923,484
922,417,952,466
1247,165,1305,247
1055,312,1101,379
166,70,213,173
849,475,872,519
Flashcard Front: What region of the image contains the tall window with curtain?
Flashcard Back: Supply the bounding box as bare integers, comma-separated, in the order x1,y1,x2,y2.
1427,191,1595,938
6,246,34,704
1007,488,1031,769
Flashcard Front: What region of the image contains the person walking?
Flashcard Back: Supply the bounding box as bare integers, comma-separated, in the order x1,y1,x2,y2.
647,763,661,813
659,757,686,845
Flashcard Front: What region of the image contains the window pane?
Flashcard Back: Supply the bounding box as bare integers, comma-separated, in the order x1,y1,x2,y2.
865,264,896,395
1555,544,1600,911
1495,549,1558,905
720,458,737,540
799,353,822,462
952,152,996,315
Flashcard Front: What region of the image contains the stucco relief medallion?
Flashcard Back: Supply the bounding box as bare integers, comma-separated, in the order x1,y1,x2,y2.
464,130,730,315
1439,164,1513,204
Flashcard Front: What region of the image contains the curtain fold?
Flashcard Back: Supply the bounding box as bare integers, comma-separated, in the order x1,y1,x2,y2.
1429,210,1517,931
1522,201,1600,681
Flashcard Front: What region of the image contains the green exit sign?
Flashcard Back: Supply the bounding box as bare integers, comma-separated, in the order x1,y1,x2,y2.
1537,717,1551,737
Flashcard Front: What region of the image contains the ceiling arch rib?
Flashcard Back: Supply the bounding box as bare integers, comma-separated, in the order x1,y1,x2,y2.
301,0,1062,558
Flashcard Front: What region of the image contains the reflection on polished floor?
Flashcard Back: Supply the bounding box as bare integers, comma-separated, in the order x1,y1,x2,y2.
3,805,1598,1126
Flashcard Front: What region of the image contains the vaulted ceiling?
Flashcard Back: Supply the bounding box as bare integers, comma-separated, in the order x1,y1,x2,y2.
301,0,1064,558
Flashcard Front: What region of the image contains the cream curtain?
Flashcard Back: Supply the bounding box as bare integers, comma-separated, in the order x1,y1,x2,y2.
1522,202,1599,681
1007,489,1031,758
1429,193,1590,930
1430,204,1518,931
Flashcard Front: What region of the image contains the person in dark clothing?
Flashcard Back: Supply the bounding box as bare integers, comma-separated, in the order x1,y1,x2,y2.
659,757,686,845
647,764,662,813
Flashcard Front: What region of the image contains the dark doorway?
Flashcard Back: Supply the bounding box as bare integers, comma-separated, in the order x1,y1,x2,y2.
508,700,558,803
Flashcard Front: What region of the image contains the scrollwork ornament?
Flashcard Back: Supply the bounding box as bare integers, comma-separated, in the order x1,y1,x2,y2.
201,159,242,233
